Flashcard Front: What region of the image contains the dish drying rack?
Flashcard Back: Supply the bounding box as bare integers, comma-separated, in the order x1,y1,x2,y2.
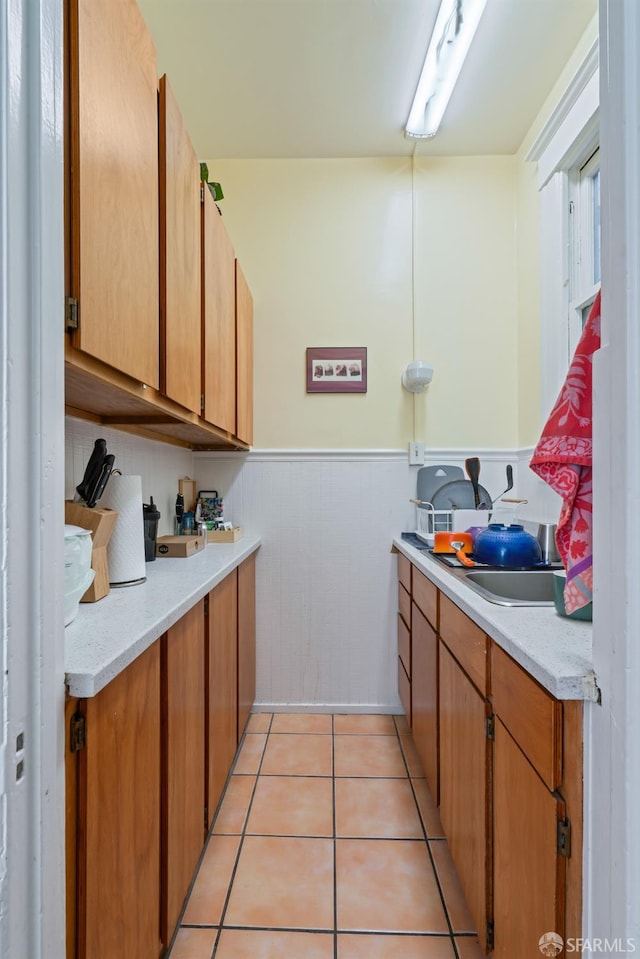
414,500,523,547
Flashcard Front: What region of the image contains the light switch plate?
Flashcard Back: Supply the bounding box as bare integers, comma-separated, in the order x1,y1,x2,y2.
409,441,425,465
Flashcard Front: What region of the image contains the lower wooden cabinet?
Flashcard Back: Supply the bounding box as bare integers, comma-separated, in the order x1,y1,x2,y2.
411,602,438,802
73,641,162,959
162,600,206,943
439,642,491,952
238,552,257,740
206,569,238,829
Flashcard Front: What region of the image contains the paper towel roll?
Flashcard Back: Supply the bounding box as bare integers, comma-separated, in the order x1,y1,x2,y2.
101,474,146,586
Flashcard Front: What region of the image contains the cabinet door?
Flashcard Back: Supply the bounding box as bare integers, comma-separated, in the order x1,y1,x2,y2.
202,187,236,433
236,261,254,446
206,570,238,828
238,553,257,740
68,0,159,388
411,603,438,803
493,718,566,958
159,75,202,414
439,643,491,951
162,601,206,944
78,642,161,959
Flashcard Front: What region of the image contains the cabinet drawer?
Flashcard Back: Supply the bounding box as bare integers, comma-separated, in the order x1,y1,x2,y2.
398,657,411,724
412,567,438,628
398,613,411,678
398,552,411,593
491,643,562,790
398,582,411,627
439,594,488,696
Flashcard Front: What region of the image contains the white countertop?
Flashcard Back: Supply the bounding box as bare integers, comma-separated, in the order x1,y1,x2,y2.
65,535,262,698
393,537,598,702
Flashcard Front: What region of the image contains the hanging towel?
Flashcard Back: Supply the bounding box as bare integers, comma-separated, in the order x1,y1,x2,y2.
530,291,601,614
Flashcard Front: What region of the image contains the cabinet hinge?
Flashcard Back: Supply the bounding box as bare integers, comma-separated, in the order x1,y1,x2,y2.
200,184,205,203
65,296,79,332
70,713,86,753
204,594,209,616
557,818,572,858
485,714,495,740
486,921,494,952
200,394,205,413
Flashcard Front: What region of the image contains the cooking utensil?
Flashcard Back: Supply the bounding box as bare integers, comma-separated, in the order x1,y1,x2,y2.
433,531,475,566
536,523,560,565
75,438,107,503
450,541,475,567
86,453,115,508
416,465,464,505
465,457,481,508
492,464,514,505
431,479,492,511
473,523,542,568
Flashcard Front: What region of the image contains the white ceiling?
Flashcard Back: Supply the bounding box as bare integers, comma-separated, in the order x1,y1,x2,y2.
137,0,597,159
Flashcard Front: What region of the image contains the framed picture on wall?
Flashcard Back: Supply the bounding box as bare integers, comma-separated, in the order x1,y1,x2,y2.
306,347,367,393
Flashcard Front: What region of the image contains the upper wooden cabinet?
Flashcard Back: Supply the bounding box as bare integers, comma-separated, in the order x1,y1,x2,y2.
236,260,254,446
67,0,159,388
202,186,236,433
159,75,202,414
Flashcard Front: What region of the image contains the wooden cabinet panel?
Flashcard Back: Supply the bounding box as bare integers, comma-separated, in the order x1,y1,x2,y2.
398,581,411,628
236,261,254,446
202,188,236,433
206,570,238,828
397,614,411,678
65,698,79,959
439,594,488,696
493,718,566,958
159,75,202,414
491,643,562,791
238,553,257,740
439,643,491,951
412,604,439,802
68,0,159,388
398,658,411,723
78,642,161,959
162,601,206,944
412,566,438,627
397,552,411,593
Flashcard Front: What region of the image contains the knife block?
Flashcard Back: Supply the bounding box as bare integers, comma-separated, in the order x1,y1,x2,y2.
65,502,119,602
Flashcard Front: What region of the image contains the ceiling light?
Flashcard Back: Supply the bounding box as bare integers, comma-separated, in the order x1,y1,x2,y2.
405,0,488,139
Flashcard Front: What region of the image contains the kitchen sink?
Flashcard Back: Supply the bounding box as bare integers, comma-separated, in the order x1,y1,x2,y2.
459,568,557,607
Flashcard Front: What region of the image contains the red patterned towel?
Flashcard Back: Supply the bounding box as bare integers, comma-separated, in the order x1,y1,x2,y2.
530,291,601,613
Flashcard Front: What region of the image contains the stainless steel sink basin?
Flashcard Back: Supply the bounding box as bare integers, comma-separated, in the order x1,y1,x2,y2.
459,569,557,607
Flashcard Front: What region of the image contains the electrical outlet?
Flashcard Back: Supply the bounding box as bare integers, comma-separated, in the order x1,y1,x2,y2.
408,442,425,465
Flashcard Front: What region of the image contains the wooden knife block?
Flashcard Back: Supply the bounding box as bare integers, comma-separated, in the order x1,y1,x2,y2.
65,502,119,602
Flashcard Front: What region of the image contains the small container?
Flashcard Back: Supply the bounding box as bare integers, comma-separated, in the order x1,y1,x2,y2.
553,570,593,620
180,511,195,535
198,522,208,545
142,497,161,562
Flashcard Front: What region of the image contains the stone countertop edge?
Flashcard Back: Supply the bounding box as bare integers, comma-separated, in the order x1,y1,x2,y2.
65,536,262,699
393,537,598,703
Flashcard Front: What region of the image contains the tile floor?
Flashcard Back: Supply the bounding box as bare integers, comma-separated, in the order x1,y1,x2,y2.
167,713,485,959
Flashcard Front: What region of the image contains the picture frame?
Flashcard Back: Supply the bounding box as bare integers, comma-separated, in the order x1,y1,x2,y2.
306,347,367,393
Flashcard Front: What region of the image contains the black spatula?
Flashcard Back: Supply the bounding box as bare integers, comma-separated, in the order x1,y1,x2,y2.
465,457,481,508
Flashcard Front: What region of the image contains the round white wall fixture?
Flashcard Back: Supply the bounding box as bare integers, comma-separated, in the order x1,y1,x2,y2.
402,360,434,393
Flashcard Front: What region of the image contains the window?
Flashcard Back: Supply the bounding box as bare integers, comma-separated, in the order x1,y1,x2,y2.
568,147,601,353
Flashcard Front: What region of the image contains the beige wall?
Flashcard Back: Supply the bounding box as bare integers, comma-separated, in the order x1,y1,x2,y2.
212,155,518,449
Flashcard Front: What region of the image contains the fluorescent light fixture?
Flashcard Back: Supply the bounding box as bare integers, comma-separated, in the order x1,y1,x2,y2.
405,0,488,139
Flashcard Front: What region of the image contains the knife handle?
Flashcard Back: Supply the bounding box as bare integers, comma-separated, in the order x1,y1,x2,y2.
87,454,115,508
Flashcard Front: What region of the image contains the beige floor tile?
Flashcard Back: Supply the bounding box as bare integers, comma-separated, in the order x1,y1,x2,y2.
181,835,241,925
245,713,272,733
336,839,449,933
271,712,333,733
335,778,423,838
399,731,427,779
213,776,256,834
430,841,476,933
167,927,218,958
338,933,456,958
260,733,333,776
246,775,333,836
455,936,486,958
334,714,397,735
233,734,267,774
215,929,334,958
334,735,407,778
413,780,445,838
225,835,334,929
